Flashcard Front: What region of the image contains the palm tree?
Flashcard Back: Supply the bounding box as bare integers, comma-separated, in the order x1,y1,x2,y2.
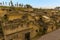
5,2,7,6
9,2,10,6
10,0,14,7
17,2,18,7
3,1,4,5
15,4,16,7
21,4,23,7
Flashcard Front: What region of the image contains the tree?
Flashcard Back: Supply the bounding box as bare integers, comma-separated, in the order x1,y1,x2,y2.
15,4,17,7
19,4,21,7
0,3,2,6
19,4,23,7
24,4,32,8
10,0,14,7
5,2,7,5
3,1,4,5
16,2,18,7
9,2,10,6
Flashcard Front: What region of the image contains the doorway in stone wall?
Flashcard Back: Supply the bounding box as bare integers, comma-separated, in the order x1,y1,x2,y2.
25,32,30,40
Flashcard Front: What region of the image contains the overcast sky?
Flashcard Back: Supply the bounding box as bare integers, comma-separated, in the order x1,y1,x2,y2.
0,0,60,8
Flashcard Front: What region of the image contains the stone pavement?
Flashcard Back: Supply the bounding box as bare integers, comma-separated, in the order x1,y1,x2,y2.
37,29,60,40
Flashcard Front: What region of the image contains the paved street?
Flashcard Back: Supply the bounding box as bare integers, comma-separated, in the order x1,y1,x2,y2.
37,29,60,40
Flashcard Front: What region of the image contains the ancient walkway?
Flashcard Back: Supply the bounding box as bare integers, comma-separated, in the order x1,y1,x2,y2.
38,29,60,40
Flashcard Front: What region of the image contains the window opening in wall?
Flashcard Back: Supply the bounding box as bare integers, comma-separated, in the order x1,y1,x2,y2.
25,32,30,40
36,30,38,32
10,39,13,40
2,39,5,40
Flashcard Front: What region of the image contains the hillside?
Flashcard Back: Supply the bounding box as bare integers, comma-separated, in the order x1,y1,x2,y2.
0,6,60,40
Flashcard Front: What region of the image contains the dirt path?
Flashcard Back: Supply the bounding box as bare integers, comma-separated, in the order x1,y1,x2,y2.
38,29,60,40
